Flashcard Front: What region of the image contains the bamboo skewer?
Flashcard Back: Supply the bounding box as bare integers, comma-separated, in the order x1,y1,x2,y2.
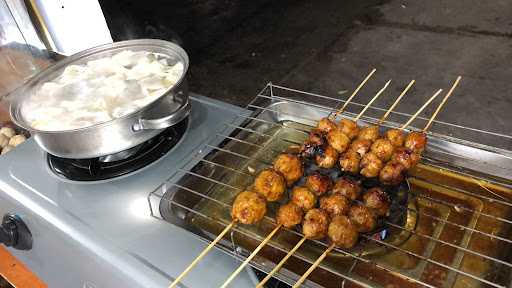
169,221,235,288
353,80,392,122
292,244,336,288
423,76,462,132
219,225,282,288
377,80,415,125
331,68,377,120
256,236,308,288
399,89,443,130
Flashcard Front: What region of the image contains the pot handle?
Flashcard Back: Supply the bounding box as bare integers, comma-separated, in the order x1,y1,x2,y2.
132,92,191,131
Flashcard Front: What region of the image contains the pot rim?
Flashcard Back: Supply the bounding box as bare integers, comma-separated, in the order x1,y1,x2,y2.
9,39,189,134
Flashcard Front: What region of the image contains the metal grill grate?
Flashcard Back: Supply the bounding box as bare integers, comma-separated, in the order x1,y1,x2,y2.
149,83,512,288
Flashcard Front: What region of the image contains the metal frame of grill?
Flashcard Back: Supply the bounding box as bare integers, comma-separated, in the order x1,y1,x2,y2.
148,82,512,288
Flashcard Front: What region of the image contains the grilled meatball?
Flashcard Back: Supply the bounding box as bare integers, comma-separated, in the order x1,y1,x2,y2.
363,187,390,217
404,131,427,153
320,194,350,217
317,117,337,133
339,150,361,174
349,204,377,233
276,202,304,228
332,177,361,201
253,169,286,201
379,162,406,186
358,125,380,142
274,153,304,186
370,138,395,162
385,129,405,147
231,191,267,225
315,144,339,169
306,172,333,196
328,215,359,249
326,128,350,153
338,119,360,140
360,152,384,178
391,147,421,169
291,186,317,211
308,129,326,147
350,139,372,156
302,209,329,240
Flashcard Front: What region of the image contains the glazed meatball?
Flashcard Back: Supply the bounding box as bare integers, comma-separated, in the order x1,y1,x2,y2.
317,117,337,133
253,169,286,201
320,194,350,217
315,144,339,169
358,125,380,142
291,186,317,211
339,150,361,174
370,138,395,162
349,204,377,233
385,129,405,147
306,172,333,196
404,131,427,153
328,215,359,249
332,177,361,201
308,129,326,147
338,119,360,140
363,187,391,217
302,209,329,240
379,162,406,186
360,152,384,178
391,147,421,169
276,202,304,228
350,139,372,156
274,153,304,186
326,128,350,153
231,191,267,225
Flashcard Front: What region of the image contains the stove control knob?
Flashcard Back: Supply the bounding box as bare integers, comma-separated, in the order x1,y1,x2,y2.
0,214,32,250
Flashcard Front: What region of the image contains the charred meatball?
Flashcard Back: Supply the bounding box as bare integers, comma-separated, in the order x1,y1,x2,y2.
385,129,406,147
231,191,267,225
350,138,372,156
274,153,304,186
315,144,339,169
276,202,304,228
379,162,406,186
332,177,361,201
360,152,384,178
317,117,337,133
291,186,317,211
253,169,286,201
328,215,359,249
320,194,350,217
358,125,380,142
349,204,377,233
391,147,421,169
339,150,361,174
306,172,333,196
370,138,395,162
338,119,360,140
404,131,427,153
302,209,329,240
326,128,350,153
363,187,390,217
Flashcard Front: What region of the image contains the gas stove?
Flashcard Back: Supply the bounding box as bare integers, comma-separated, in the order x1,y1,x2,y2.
0,95,258,288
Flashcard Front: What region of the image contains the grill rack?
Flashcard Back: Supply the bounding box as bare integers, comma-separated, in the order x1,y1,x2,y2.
149,82,512,288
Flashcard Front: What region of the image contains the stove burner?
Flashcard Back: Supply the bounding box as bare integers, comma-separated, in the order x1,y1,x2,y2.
47,118,188,181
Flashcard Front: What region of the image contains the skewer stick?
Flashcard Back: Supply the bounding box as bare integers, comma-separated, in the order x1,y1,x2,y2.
377,79,415,125
292,243,336,288
256,236,308,288
169,221,235,288
353,80,392,122
399,89,443,130
219,225,282,288
422,76,462,132
331,68,377,120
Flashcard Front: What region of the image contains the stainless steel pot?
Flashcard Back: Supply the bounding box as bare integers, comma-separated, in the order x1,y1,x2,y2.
9,39,190,159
